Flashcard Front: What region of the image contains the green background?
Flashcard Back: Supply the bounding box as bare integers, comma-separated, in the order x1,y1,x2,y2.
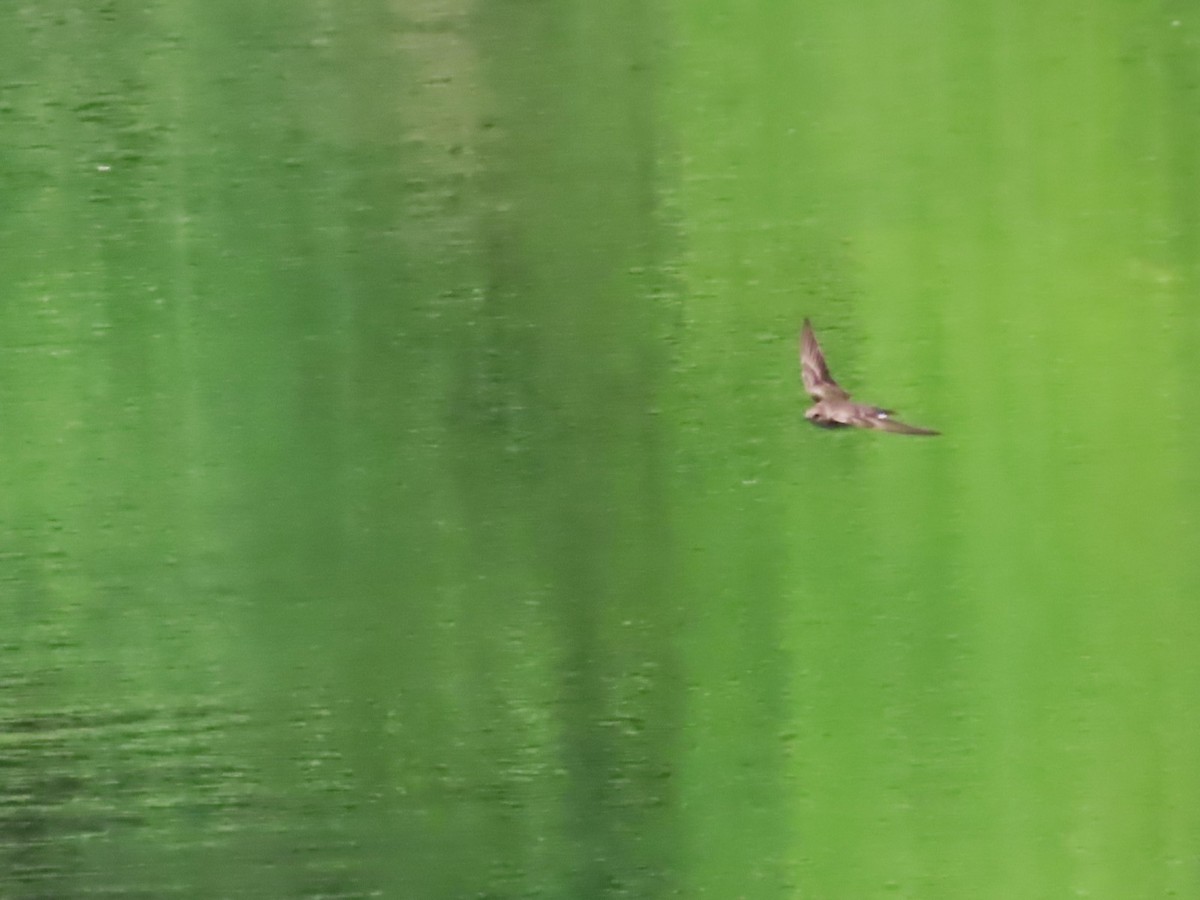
2,1,1198,897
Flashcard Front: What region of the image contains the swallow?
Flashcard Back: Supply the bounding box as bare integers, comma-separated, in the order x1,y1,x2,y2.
800,318,939,435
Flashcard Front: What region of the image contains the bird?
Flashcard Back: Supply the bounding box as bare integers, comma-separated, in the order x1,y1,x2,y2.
799,318,939,436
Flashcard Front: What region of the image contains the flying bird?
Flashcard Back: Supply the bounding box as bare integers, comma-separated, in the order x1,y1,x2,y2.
799,318,939,436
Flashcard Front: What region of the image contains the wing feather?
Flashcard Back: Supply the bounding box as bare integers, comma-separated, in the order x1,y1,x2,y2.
867,414,940,436
799,319,850,401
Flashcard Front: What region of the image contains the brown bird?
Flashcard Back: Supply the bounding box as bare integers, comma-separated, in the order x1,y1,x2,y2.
800,318,939,436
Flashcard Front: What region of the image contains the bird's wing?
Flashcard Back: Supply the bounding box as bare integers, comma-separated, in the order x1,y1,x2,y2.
866,413,940,436
799,319,850,401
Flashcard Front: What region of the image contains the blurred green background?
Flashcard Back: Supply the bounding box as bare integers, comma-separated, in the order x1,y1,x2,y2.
2,1,1199,897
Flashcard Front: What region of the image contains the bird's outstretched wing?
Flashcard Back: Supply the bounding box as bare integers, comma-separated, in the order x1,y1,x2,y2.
862,412,939,436
799,319,850,402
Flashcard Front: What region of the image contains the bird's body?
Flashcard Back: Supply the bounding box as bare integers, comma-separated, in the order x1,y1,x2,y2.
800,319,939,436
